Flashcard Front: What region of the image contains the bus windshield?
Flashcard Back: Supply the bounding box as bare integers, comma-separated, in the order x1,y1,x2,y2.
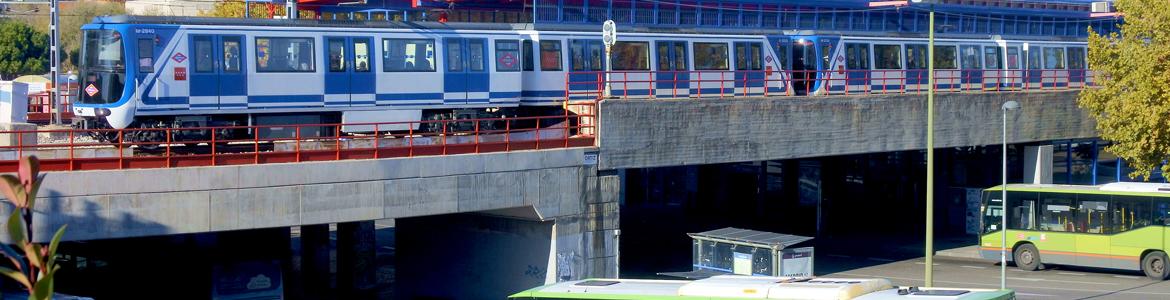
79,29,126,104
982,192,1003,234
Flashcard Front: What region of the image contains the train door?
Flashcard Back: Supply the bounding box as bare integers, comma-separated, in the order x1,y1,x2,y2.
788,38,821,95
568,39,604,99
1024,45,1044,89
734,42,765,96
654,41,688,98
959,45,983,91
1066,47,1087,88
133,37,153,104
190,35,247,109
324,37,375,106
1004,46,1022,89
982,45,1004,90
443,37,489,104
842,42,870,94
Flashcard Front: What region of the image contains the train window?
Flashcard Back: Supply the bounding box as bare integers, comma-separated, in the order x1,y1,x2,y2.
194,36,214,73
873,44,901,70
611,41,650,71
932,45,958,70
1043,47,1065,69
522,40,534,71
1067,47,1085,70
495,40,521,72
1026,47,1042,70
844,43,869,70
468,39,485,72
693,42,729,70
447,40,464,72
960,45,981,70
328,38,346,72
570,40,604,71
354,39,370,72
223,36,241,73
733,42,763,71
255,37,315,73
1006,47,1020,70
383,39,435,72
984,47,1002,69
905,44,927,70
137,38,153,72
540,41,562,71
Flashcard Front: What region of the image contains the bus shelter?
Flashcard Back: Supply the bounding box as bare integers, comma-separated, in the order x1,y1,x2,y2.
662,227,814,279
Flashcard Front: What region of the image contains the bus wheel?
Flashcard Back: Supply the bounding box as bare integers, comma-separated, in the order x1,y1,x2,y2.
1142,251,1169,280
1014,244,1041,271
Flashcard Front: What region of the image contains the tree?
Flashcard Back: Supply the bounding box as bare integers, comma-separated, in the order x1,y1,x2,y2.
0,156,68,300
5,1,124,71
199,1,316,19
1080,0,1170,180
0,21,48,80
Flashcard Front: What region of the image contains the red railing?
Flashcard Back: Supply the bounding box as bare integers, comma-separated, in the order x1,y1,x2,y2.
565,69,1096,100
0,103,596,172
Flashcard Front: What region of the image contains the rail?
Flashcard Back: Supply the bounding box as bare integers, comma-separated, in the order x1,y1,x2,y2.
565,69,1096,100
0,103,596,172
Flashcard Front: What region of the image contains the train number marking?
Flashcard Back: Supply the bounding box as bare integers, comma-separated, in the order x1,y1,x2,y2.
172,52,187,63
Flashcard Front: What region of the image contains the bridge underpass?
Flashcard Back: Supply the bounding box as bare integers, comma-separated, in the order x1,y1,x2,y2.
596,90,1103,278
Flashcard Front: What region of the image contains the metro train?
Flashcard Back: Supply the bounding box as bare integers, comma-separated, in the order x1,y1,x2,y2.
75,15,1090,142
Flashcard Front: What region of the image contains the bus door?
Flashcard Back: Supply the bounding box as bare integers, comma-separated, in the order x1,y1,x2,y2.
443,37,489,104
190,35,247,109
568,39,605,99
734,42,765,97
655,41,688,98
1075,195,1112,268
325,37,375,106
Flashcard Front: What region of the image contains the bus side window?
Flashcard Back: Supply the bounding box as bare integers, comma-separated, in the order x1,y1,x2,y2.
1039,195,1074,232
1155,199,1170,226
1008,192,1036,230
1075,194,1109,234
1111,195,1152,233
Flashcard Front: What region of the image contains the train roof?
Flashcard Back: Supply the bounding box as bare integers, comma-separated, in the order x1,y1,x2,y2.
89,15,1085,42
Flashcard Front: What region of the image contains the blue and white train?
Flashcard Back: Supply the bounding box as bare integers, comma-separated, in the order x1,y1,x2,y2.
75,16,1090,141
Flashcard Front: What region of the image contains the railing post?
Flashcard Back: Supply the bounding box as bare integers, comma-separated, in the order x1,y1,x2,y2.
535,117,541,150
697,72,702,98
441,120,447,155
117,130,124,169
16,128,22,162
408,123,414,157
719,71,725,98
374,124,380,159
335,125,341,161
295,127,302,163
166,129,172,168
68,129,74,171
474,119,480,154
253,126,259,164
210,127,217,166
505,119,511,152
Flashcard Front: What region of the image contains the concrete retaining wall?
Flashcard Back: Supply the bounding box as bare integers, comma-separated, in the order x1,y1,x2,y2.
13,148,598,242
598,91,1096,170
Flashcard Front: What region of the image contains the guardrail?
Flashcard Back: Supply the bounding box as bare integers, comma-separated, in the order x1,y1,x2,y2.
0,103,596,172
566,69,1095,100
27,92,74,124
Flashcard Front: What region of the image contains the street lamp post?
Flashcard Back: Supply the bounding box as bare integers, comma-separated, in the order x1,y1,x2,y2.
1001,100,1020,290
910,0,936,287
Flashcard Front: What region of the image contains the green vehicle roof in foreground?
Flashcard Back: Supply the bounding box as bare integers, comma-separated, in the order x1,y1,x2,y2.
985,183,1170,198
509,275,1014,300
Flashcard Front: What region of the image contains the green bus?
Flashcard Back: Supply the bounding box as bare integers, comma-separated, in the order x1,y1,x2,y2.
509,275,1014,300
980,183,1170,279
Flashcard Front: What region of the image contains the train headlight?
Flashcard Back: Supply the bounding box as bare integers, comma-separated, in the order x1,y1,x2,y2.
96,108,111,117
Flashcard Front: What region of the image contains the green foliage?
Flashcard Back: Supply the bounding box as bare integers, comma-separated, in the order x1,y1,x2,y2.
5,1,125,72
0,21,48,80
0,156,67,300
1080,0,1170,181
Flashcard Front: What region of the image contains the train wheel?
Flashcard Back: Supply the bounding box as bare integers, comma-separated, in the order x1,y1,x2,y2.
1143,251,1169,280
1013,243,1042,271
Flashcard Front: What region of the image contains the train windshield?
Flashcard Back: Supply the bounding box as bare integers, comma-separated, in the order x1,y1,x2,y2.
79,29,126,104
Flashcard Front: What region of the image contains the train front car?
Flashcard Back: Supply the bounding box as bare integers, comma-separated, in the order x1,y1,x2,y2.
74,19,137,136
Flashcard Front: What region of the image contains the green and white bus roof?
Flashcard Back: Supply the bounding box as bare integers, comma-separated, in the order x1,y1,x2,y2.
509,275,1014,300
985,182,1170,197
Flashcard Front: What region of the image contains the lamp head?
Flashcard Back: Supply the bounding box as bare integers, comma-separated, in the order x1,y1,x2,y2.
1002,100,1020,111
